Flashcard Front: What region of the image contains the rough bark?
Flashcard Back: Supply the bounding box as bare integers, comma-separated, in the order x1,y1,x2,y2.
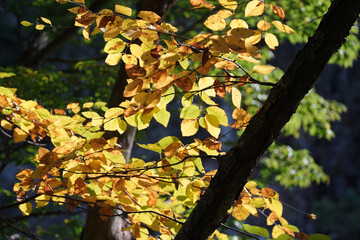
175,0,360,239
81,1,176,239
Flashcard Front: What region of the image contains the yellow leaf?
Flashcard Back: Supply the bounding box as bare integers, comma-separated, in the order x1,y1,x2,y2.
104,38,125,54
72,0,84,4
35,24,45,30
206,106,228,126
115,5,132,16
216,10,233,19
137,11,161,23
154,108,170,127
105,107,124,119
0,72,15,79
232,87,242,108
272,225,286,238
198,77,216,97
35,195,51,208
181,119,199,137
56,0,68,3
105,53,122,66
265,33,279,50
179,58,189,70
252,65,275,74
271,199,283,217
13,128,28,143
232,205,250,221
117,119,127,134
20,21,33,27
245,30,261,46
19,202,32,216
40,17,52,25
122,54,137,65
82,102,94,108
230,19,248,29
130,44,143,59
82,26,90,40
161,52,181,62
272,20,295,33
204,15,226,31
245,180,257,189
204,114,220,138
103,150,125,164
104,118,121,131
219,0,238,10
91,117,104,127
245,0,266,17
1,120,12,131
82,111,100,118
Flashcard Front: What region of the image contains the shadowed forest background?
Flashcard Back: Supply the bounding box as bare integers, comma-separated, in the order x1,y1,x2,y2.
0,0,359,239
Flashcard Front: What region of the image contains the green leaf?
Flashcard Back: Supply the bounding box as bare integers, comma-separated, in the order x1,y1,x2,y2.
0,72,16,78
86,182,102,196
243,224,270,238
20,20,33,26
180,105,201,119
308,234,331,240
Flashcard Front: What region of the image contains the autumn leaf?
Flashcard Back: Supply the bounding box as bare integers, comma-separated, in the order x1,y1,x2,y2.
245,0,266,17
204,15,226,31
231,87,242,108
35,24,45,30
243,224,270,238
19,202,32,216
13,128,28,143
115,5,132,16
265,33,279,49
181,119,199,136
272,20,295,33
270,4,285,19
21,21,33,26
219,0,238,10
137,11,161,23
257,20,271,31
40,17,52,26
252,65,275,74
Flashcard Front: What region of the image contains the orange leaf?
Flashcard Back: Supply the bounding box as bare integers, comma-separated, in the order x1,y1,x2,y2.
257,20,271,31
147,191,158,207
270,4,285,19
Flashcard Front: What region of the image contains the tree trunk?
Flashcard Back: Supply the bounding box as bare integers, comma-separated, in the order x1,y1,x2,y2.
81,1,176,239
174,0,360,239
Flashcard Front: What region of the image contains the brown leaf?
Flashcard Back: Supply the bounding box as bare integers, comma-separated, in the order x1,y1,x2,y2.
214,79,226,97
74,178,86,195
163,141,182,158
203,137,222,150
238,75,249,87
261,187,276,197
147,191,158,207
270,4,285,19
174,75,193,92
125,64,146,79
